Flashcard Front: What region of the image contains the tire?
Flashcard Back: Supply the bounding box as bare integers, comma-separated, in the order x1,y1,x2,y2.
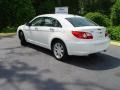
52,40,68,60
19,31,27,46
89,53,98,57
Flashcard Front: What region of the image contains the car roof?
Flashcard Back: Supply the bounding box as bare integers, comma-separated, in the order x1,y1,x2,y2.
37,14,83,19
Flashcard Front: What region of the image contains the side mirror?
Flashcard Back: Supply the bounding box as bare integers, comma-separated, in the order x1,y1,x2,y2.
26,22,31,26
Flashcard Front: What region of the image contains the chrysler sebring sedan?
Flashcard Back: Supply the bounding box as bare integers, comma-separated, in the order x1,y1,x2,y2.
17,14,110,60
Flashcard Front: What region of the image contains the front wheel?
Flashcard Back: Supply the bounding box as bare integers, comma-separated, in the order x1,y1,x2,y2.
52,41,68,60
19,31,27,46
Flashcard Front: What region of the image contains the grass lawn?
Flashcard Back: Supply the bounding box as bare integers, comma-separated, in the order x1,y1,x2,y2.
0,33,16,37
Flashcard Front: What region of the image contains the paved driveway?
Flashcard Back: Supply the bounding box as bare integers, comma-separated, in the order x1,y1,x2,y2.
0,36,120,90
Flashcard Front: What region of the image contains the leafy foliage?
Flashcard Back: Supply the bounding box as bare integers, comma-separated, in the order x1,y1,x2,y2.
33,0,79,14
78,0,115,15
38,0,56,14
111,0,120,26
85,12,110,26
107,26,120,41
1,26,17,33
0,0,36,31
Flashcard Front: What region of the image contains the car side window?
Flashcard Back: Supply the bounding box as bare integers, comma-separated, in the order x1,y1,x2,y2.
30,17,45,26
44,17,62,28
51,18,62,27
44,18,53,27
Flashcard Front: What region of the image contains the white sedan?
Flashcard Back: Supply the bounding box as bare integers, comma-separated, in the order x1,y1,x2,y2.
17,14,110,60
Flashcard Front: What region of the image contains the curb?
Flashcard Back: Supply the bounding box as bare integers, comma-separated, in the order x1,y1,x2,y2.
111,41,120,47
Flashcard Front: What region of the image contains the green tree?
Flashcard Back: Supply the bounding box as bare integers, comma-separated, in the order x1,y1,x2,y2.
32,0,44,14
39,0,57,14
78,0,115,15
61,0,79,14
33,0,79,14
0,0,36,31
111,0,120,26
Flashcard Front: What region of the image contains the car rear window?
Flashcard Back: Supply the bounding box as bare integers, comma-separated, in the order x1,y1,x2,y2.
66,17,98,27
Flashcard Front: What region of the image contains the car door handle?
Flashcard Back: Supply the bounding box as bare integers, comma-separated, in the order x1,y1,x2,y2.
35,28,38,31
50,28,54,32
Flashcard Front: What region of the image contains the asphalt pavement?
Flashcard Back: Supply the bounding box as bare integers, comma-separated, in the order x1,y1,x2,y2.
0,35,120,90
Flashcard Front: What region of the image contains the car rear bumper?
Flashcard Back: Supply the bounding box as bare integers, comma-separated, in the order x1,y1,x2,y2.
67,38,110,56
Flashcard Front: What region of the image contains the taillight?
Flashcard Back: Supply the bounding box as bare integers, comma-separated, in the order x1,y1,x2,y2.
72,31,93,39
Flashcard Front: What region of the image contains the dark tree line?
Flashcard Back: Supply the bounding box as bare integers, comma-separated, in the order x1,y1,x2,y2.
32,0,115,15
32,0,79,14
0,0,118,32
0,0,35,31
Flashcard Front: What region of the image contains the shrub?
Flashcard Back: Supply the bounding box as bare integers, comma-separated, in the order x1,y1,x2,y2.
85,12,110,26
0,26,17,33
107,26,120,41
111,0,120,26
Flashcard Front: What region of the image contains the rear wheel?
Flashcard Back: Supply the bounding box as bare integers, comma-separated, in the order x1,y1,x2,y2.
52,41,68,60
19,31,27,46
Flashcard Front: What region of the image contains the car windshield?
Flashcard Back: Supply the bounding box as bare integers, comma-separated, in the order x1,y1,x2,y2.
66,17,98,27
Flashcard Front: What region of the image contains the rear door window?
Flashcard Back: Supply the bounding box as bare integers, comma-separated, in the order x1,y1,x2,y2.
44,17,62,27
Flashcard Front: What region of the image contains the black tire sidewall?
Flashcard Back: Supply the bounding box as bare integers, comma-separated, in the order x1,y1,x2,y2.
19,31,27,45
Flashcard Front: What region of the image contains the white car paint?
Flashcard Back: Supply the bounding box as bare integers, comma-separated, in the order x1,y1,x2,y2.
17,14,110,56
